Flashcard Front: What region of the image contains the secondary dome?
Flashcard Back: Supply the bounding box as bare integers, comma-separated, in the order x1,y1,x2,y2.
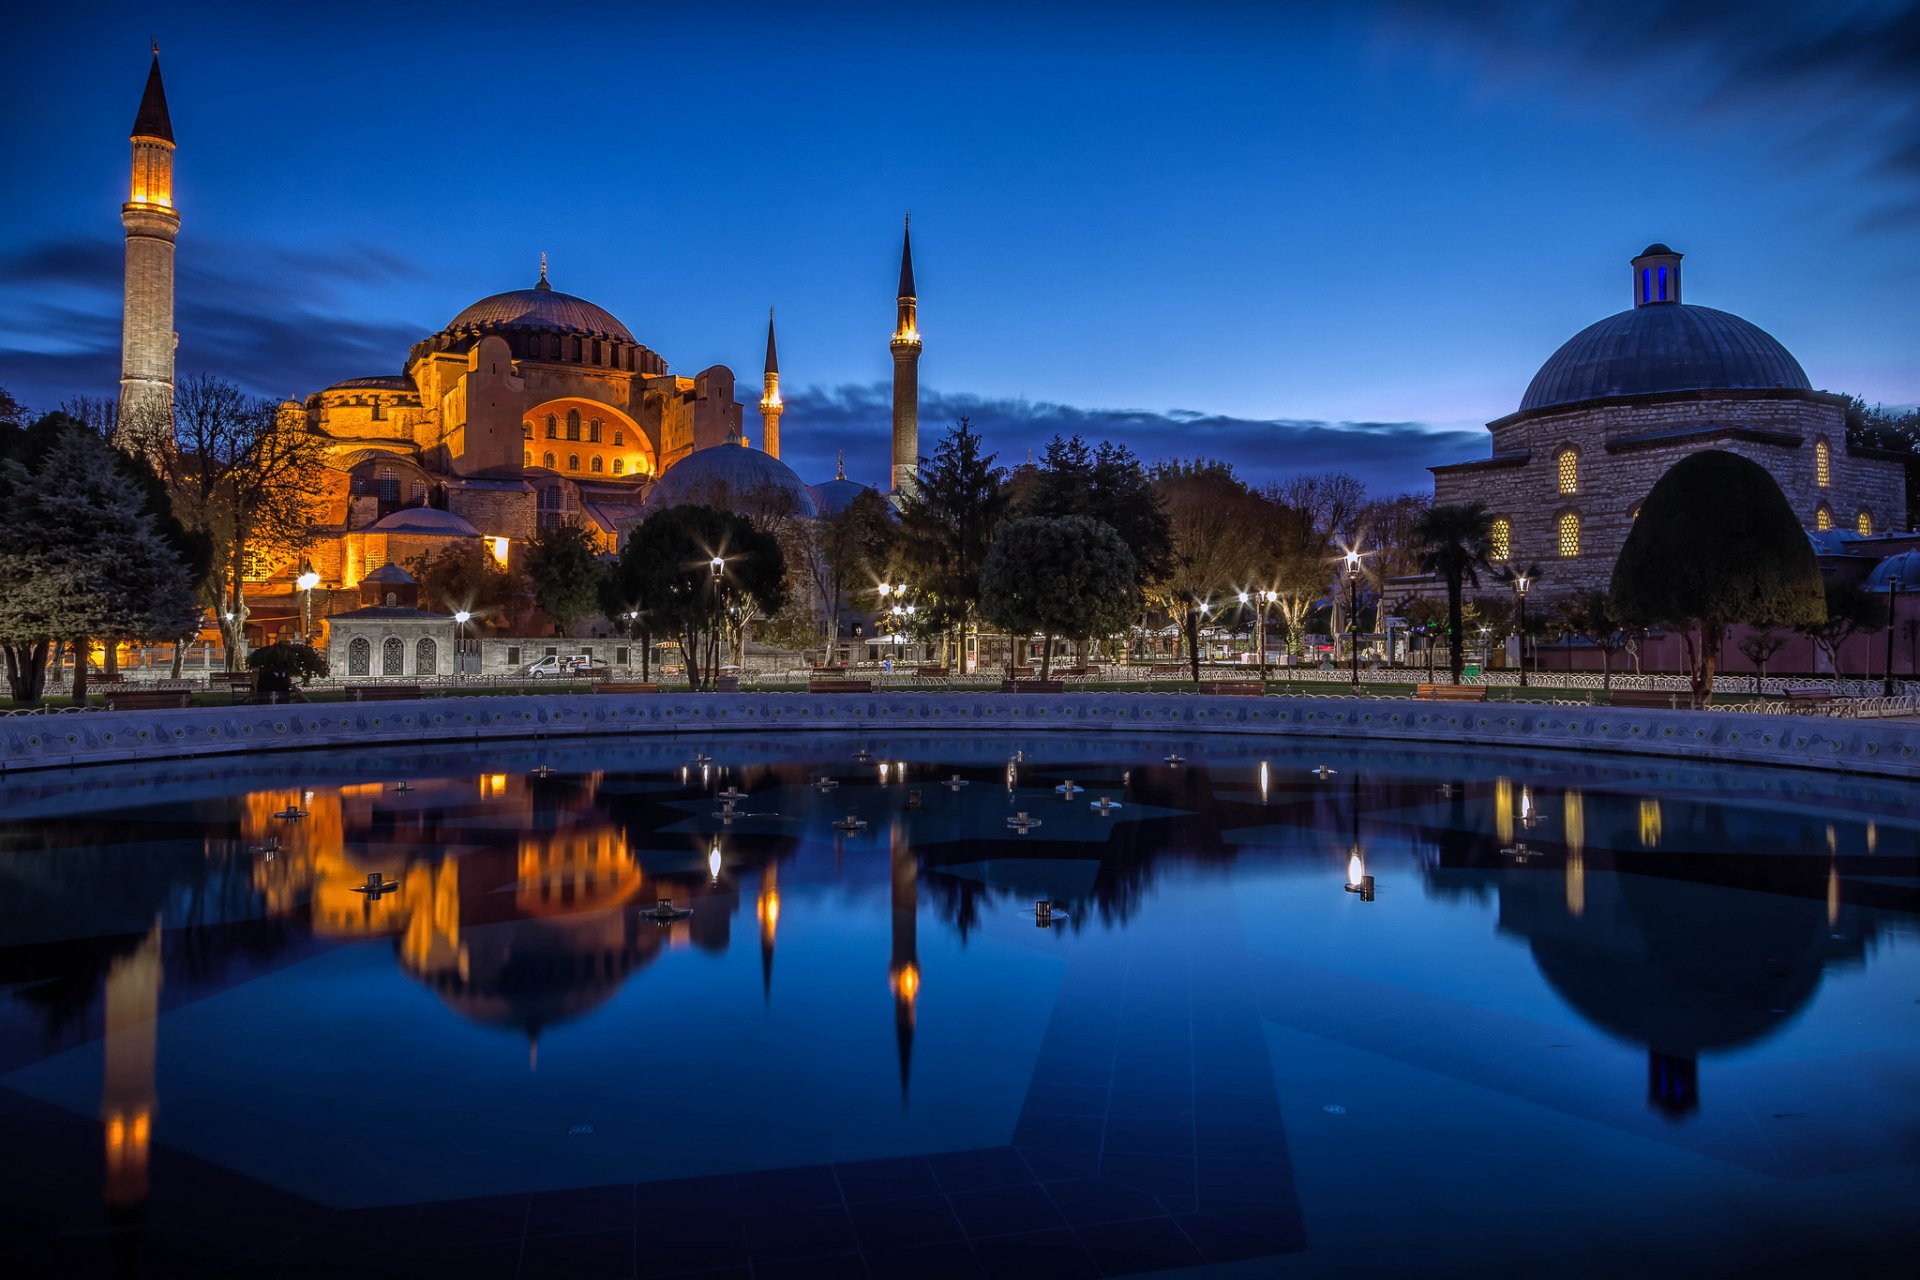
646,443,819,518
368,506,480,537
442,275,634,344
1865,551,1920,592
1519,304,1811,414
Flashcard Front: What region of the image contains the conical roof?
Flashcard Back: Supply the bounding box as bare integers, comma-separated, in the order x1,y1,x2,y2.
132,50,173,143
898,220,916,299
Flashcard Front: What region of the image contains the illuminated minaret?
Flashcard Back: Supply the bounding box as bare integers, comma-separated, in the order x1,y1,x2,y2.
117,46,179,454
887,816,919,1105
889,217,920,498
102,920,163,1218
759,308,783,459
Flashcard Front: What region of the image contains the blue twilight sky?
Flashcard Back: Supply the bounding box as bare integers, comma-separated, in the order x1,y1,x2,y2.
1,0,1916,495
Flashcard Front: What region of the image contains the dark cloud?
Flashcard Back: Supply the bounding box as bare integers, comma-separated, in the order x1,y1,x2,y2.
1384,0,1920,230
0,232,430,412
777,384,1480,497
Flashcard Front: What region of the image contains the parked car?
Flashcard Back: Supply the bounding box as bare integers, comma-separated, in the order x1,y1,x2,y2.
520,654,610,678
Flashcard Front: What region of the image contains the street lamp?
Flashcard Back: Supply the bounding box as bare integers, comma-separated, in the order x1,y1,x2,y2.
452,610,471,679
296,566,319,644
1885,575,1902,698
709,556,725,691
1345,551,1362,688
1513,573,1531,688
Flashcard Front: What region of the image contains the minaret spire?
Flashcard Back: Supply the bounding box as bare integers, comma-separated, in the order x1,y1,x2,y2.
117,46,180,455
889,215,921,499
759,306,782,459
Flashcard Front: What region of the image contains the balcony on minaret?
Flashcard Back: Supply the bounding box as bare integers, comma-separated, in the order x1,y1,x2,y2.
1631,243,1682,307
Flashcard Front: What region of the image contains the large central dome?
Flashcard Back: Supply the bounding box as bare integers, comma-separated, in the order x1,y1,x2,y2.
442,277,634,343
1519,302,1810,414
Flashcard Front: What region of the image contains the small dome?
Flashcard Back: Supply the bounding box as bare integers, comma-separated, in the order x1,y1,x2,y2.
646,445,819,518
1865,551,1920,592
1640,243,1675,256
809,476,873,517
360,563,417,584
368,506,480,537
443,284,634,343
1519,304,1810,414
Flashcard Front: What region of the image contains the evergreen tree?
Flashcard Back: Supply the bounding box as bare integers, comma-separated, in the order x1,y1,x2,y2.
893,419,1009,660
1019,434,1171,587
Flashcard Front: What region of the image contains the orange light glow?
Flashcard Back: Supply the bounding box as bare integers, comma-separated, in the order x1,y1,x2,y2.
481,773,507,798
892,963,921,1003
488,536,510,566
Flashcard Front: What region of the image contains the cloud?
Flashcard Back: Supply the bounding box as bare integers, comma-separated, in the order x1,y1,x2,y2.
776,384,1480,497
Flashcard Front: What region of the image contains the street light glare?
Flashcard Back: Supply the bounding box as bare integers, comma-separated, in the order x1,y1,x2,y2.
296,571,319,591
454,611,471,624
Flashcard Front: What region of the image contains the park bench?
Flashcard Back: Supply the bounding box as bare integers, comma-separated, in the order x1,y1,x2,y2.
809,678,872,693
1785,687,1834,705
1608,689,1689,710
914,664,947,677
593,680,659,694
1416,684,1488,702
1058,665,1100,677
1196,680,1264,696
214,671,254,703
345,683,423,702
1001,679,1066,693
104,688,192,711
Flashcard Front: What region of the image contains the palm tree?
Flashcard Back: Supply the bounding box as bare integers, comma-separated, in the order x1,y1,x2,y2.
1414,503,1494,684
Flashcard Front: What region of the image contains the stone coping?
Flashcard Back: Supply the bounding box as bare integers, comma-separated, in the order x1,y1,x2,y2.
2,693,1916,782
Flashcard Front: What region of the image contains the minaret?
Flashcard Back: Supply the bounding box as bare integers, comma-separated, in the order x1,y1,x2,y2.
117,46,179,454
889,217,920,499
759,307,783,459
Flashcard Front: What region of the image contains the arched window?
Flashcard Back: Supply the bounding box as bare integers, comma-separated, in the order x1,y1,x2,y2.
613,429,624,446
348,636,370,676
524,450,532,466
1556,511,1580,558
567,454,580,472
1815,504,1833,532
522,422,533,439
1489,517,1511,561
1815,439,1831,487
415,637,437,675
1555,447,1578,495
589,419,602,443
384,592,397,607
1857,510,1873,536
542,451,556,469
545,415,557,439
566,410,581,441
382,637,405,675
590,455,603,473
612,459,624,475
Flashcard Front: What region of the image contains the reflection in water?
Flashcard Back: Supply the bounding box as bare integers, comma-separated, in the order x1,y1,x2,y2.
101,920,161,1218
889,815,919,1104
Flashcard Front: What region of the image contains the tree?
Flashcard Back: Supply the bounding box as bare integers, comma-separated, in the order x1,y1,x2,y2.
523,522,603,635
893,419,1009,662
1399,595,1449,679
409,542,528,625
0,385,26,428
616,506,785,689
817,487,896,657
979,516,1138,679
1357,492,1432,580
1554,589,1629,689
246,641,329,699
1413,502,1494,685
0,424,200,704
1018,435,1172,589
1612,451,1825,707
163,374,329,669
1737,628,1791,694
1844,396,1920,529
1148,460,1269,680
1796,580,1884,679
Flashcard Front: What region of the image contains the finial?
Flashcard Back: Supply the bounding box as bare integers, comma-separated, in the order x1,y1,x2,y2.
538,251,549,286
151,37,159,55
836,449,846,480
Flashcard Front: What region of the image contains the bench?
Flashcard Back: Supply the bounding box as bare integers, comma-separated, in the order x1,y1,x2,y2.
1001,679,1066,693
345,683,423,702
914,664,947,677
1785,687,1833,705
1058,666,1100,678
1608,689,1689,710
1416,683,1488,702
104,688,192,711
809,678,872,693
1196,681,1264,696
215,671,254,703
593,680,659,694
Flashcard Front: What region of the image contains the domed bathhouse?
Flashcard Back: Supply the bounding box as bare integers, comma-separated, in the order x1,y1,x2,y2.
1430,244,1907,596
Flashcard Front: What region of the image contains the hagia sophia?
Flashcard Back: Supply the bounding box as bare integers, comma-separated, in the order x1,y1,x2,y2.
113,50,915,627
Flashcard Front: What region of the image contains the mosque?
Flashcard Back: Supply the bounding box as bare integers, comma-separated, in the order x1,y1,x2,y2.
112,51,915,622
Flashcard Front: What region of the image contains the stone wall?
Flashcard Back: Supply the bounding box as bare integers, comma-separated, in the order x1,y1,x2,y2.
6,693,1916,780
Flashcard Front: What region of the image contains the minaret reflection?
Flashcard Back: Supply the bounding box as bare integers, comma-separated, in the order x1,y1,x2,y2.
887,816,919,1106
757,860,780,1002
1564,791,1586,920
102,919,162,1219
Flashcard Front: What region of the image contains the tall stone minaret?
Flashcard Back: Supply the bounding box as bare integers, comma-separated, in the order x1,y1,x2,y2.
889,217,920,498
759,307,782,459
117,46,179,453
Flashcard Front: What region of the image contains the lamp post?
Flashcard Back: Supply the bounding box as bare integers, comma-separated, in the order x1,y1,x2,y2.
296,567,319,644
453,610,471,680
1885,576,1902,698
709,555,724,691
1345,551,1362,689
1513,573,1531,688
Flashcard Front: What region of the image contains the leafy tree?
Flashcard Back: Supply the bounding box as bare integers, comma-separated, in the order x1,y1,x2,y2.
246,640,330,685
979,516,1138,679
1399,595,1449,678
1844,396,1920,529
408,542,528,625
1413,502,1494,684
1357,492,1432,581
1737,628,1791,694
0,424,200,703
1018,435,1171,588
817,487,896,656
523,521,604,635
1554,588,1629,689
1612,451,1825,706
893,419,1009,662
1796,579,1884,679
1148,459,1269,680
616,505,785,689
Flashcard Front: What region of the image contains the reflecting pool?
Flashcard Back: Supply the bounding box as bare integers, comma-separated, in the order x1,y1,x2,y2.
2,733,1917,1278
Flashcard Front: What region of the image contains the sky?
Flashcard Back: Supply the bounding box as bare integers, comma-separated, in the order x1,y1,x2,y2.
1,0,1916,496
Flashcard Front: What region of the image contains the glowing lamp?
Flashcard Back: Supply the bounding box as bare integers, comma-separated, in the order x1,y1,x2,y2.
296,571,320,592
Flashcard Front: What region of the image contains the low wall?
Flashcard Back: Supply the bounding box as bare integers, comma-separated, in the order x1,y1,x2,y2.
3,693,1916,781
